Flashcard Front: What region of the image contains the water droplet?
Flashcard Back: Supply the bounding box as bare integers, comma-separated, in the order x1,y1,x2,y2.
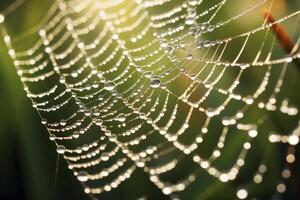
56,145,66,154
203,41,211,47
82,144,89,151
76,120,82,126
235,111,244,119
75,147,82,153
180,42,187,48
49,134,55,141
187,8,196,17
94,118,103,126
116,93,122,99
185,17,195,25
199,22,209,31
104,81,116,91
77,171,89,182
221,116,236,126
109,134,117,142
97,71,104,78
136,160,145,167
150,78,161,88
164,70,171,76
269,95,276,104
161,40,168,48
240,64,250,69
98,95,104,101
115,113,126,122
236,189,248,199
41,118,47,125
71,71,78,78
190,74,196,80
166,46,173,53
60,119,67,126
196,40,203,49
73,131,80,138
244,96,254,105
207,25,214,32
206,108,219,117
59,77,66,84
84,109,92,116
111,90,118,96
188,27,198,35
93,109,100,116
186,53,193,60
162,184,172,195
248,128,258,138
101,152,109,161
144,71,152,78
0,14,5,24
204,81,212,88
188,0,198,6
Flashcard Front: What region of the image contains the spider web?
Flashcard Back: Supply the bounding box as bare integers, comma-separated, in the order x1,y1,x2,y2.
1,0,300,199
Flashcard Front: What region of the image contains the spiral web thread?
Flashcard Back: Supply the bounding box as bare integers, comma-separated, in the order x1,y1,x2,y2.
1,0,300,199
